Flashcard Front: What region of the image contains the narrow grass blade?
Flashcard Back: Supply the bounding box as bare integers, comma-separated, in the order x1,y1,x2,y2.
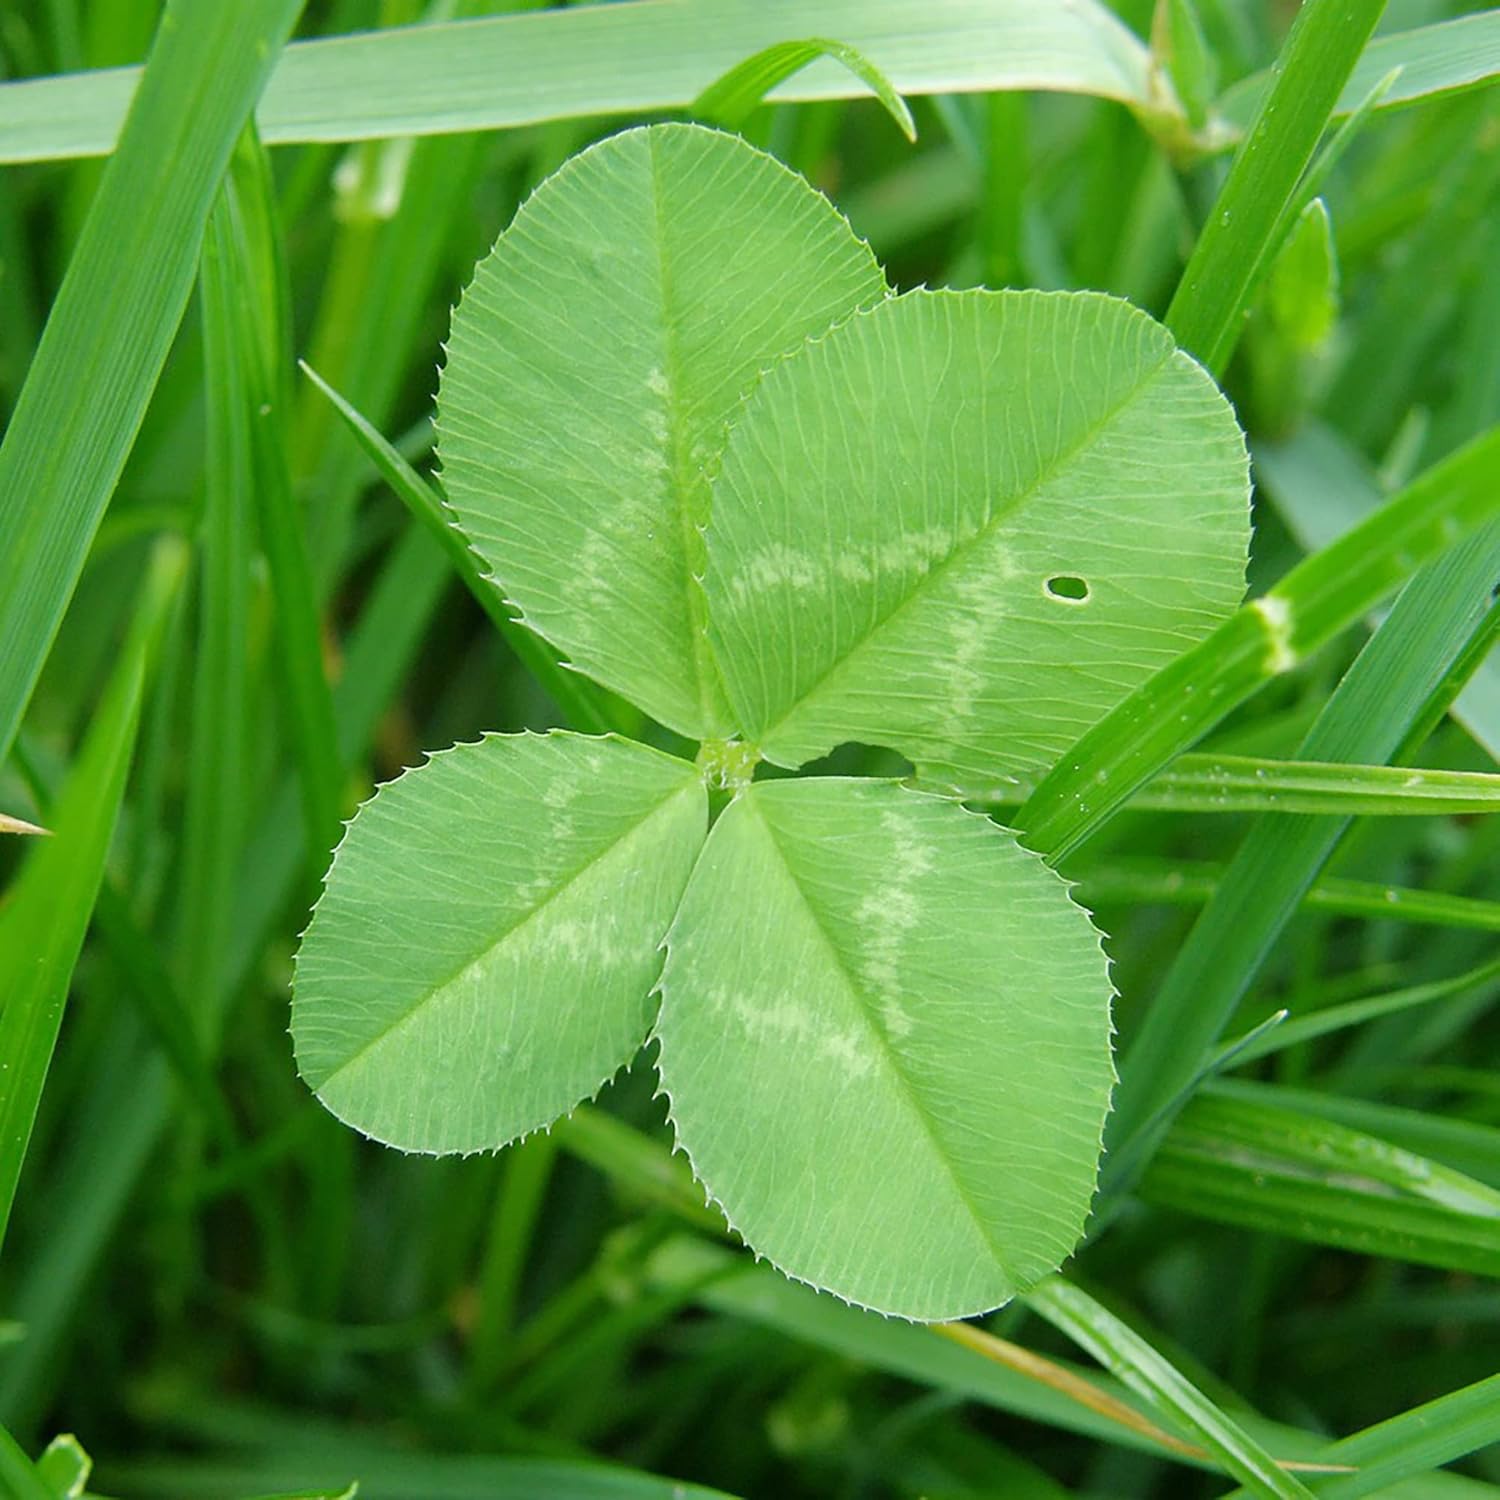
692,38,916,140
35,1433,89,1497
933,1323,1342,1475
1165,0,1384,374
298,361,623,737
0,813,47,836
1231,1373,1500,1500
1224,1087,1500,1195
1015,427,1500,862
10,747,238,1145
984,752,1500,816
1257,420,1500,760
1143,1088,1500,1278
1223,958,1500,1069
0,539,185,1256
0,1424,53,1500
0,0,1155,164
1135,754,1500,816
0,533,452,1427
1221,13,1500,130
215,129,344,866
1024,1278,1317,1500
0,0,304,767
177,199,261,1024
1099,520,1500,1201
1077,857,1500,933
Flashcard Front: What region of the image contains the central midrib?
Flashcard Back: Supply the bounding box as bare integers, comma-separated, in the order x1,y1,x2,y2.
308,776,700,1091
648,129,732,738
742,787,1017,1288
750,339,1178,749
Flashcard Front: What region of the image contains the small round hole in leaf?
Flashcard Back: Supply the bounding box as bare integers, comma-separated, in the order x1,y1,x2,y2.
1045,574,1090,603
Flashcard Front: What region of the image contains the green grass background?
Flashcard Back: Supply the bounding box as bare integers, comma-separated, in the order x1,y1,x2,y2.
0,1,1498,1496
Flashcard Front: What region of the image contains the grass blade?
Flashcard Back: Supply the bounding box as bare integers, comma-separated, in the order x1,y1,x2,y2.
0,539,185,1257
692,38,916,141
1098,520,1500,1201
1165,0,1384,374
1144,1087,1500,1278
1232,1373,1500,1500
0,1,1154,164
298,361,625,737
1015,427,1500,862
0,0,304,768
1221,13,1500,130
1024,1278,1317,1500
1224,957,1500,1068
216,129,344,867
0,814,48,837
1077,857,1500,933
0,1423,53,1500
980,752,1500,816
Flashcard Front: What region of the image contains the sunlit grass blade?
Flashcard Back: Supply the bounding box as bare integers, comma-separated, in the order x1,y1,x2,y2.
1098,520,1500,1201
1221,12,1500,131
1015,427,1500,862
1023,1278,1318,1500
0,1,1155,164
692,38,916,140
298,361,623,737
1164,0,1383,374
0,0,304,768
0,813,47,836
0,538,185,1256
1143,1086,1500,1278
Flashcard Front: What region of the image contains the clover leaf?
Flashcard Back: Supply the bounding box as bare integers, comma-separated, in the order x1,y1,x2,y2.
291,123,1250,1319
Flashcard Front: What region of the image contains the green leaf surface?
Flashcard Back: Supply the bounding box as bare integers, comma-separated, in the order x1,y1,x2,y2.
438,123,885,739
0,0,303,768
655,776,1114,1319
1017,425,1500,859
0,0,1154,164
705,288,1248,789
292,733,706,1154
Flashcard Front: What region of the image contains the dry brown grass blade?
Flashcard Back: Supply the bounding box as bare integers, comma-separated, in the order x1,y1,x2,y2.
0,811,49,836
933,1322,1355,1475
